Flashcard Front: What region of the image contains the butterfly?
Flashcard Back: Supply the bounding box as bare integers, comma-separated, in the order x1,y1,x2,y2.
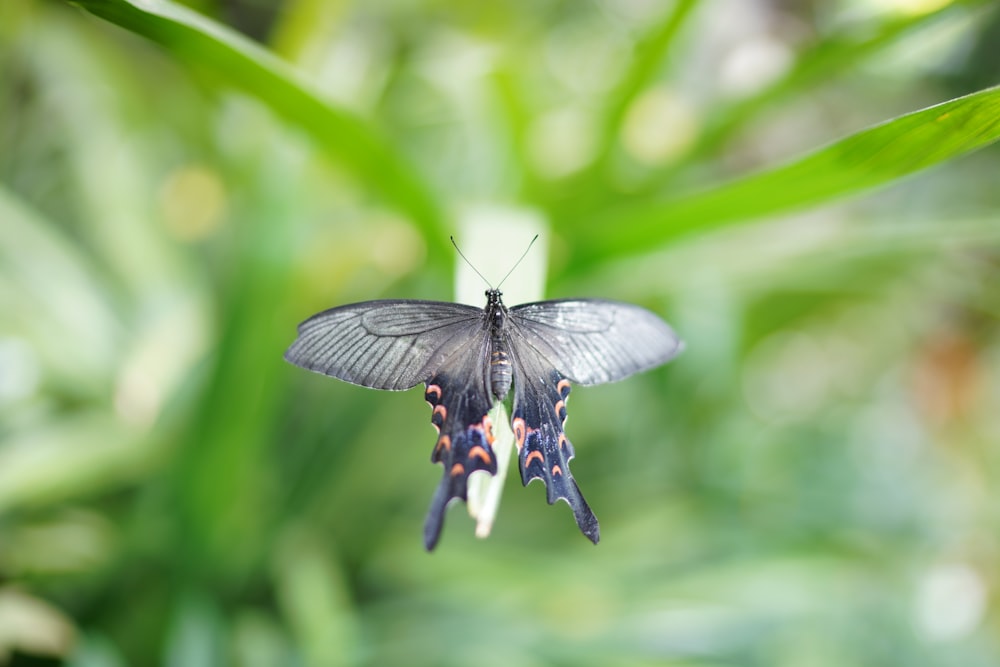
285,267,683,550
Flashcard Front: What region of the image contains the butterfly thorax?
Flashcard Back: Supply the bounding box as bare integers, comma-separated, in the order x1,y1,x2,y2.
485,289,512,400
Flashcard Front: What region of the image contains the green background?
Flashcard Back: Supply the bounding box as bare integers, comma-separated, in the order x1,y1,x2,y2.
2,0,1000,664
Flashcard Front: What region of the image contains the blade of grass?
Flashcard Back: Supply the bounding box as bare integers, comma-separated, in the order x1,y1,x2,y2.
540,1,700,215
70,0,448,254
691,0,996,161
546,1,991,229
569,85,1000,266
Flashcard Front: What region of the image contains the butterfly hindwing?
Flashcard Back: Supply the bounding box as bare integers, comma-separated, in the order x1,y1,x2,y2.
510,346,600,544
422,337,498,550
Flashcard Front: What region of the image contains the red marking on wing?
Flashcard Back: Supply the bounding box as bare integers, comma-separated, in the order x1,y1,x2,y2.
481,415,495,444
435,435,452,454
468,446,492,464
450,463,465,477
512,417,526,450
525,450,544,467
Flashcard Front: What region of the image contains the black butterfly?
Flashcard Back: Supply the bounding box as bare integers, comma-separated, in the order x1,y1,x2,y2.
285,288,683,550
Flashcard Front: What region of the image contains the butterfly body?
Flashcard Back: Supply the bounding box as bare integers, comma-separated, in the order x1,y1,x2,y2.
285,288,683,549
484,289,514,400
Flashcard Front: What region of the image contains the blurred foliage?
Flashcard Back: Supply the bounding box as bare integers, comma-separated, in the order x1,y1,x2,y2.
2,0,1000,664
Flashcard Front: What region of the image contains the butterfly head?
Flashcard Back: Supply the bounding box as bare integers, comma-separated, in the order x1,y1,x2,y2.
485,288,504,308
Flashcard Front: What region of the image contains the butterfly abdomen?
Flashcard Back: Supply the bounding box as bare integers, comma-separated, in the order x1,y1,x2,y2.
486,293,513,400
489,342,512,399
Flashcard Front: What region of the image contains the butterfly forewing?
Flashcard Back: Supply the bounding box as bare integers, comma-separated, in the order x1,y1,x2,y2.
284,300,483,390
510,299,684,385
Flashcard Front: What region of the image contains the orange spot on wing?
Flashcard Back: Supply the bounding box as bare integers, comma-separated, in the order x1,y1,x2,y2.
435,435,451,454
481,415,495,444
512,418,526,450
450,462,465,477
433,404,447,421
557,379,571,395
558,433,568,451
468,446,491,464
425,384,442,401
525,450,544,467
551,465,562,476
554,399,565,417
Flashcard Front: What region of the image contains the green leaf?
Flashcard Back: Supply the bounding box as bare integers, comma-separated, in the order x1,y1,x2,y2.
691,1,995,160
570,85,1000,264
71,0,448,252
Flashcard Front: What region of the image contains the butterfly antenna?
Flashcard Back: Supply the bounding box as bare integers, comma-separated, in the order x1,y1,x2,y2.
450,236,493,288
496,234,539,290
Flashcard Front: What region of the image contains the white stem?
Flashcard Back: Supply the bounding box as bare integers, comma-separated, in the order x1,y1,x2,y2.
455,204,547,538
